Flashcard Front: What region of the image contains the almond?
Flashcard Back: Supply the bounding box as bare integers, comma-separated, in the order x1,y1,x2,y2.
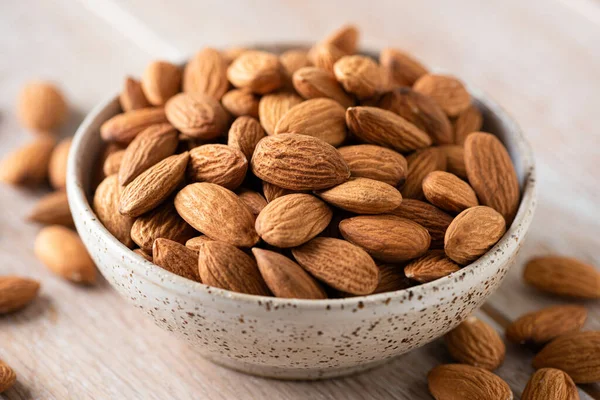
118,123,178,186
428,364,513,400
316,177,402,214
48,137,72,190
333,55,382,99
422,171,478,213
152,238,200,282
133,248,153,262
131,202,196,252
185,235,213,251
338,144,407,186
292,237,379,295
373,265,415,294
175,182,259,247
339,215,431,262
93,175,135,247
275,98,347,146
0,276,40,314
377,87,452,145
413,74,471,117
183,48,229,100
465,132,520,224
100,107,167,144
34,225,96,284
165,92,229,140
221,89,260,118
0,136,55,186
506,305,588,345
292,67,354,108
322,24,359,55
0,360,16,393
222,47,248,65
390,199,453,249
523,256,600,299
440,144,467,179
188,144,248,190
253,248,327,299
279,49,310,77
120,77,150,112
103,149,125,176
227,116,266,160
521,368,579,400
533,331,600,383
258,92,303,136
95,143,125,184
237,189,267,216
28,191,74,227
308,43,345,73
141,61,182,105
400,146,447,199
262,181,295,202
198,241,270,295
227,50,283,94
379,48,428,87
255,193,332,247
445,316,506,371
445,206,506,265
119,152,189,217
346,106,431,153
18,81,68,132
454,103,483,145
251,134,350,191
405,250,460,283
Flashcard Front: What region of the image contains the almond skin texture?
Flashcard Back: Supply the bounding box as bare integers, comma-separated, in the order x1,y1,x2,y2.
255,194,332,248
346,106,431,153
262,181,295,203
252,248,327,299
227,116,266,160
118,123,178,185
28,191,74,227
373,265,415,294
237,189,267,216
227,50,283,94
119,152,189,217
221,89,260,118
175,183,259,247
464,132,520,224
506,305,588,345
102,150,125,176
183,48,229,100
522,368,579,400
152,238,201,282
34,226,96,284
165,92,229,140
523,256,600,299
340,215,431,262
401,147,447,200
333,55,382,99
120,77,150,112
0,276,40,314
422,171,479,213
391,199,453,249
185,235,213,251
274,98,347,146
93,175,135,247
18,81,68,132
454,104,483,145
100,107,167,144
308,43,345,73
377,87,452,145
441,144,467,179
131,202,196,252
251,134,350,191
292,237,379,295
188,144,248,190
316,177,402,214
258,92,303,136
338,144,407,187
405,250,460,283
141,61,182,105
0,136,55,186
198,241,270,295
413,74,471,117
292,67,354,108
533,331,600,383
0,360,17,393
379,48,428,87
323,24,359,55
445,206,506,265
428,364,513,400
48,137,71,190
445,316,506,371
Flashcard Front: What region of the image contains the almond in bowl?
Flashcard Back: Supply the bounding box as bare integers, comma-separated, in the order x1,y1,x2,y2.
66,25,536,379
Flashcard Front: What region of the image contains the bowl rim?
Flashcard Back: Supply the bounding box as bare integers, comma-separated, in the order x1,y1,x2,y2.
67,52,536,310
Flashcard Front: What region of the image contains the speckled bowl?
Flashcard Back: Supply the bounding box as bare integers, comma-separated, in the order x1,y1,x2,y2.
66,46,536,380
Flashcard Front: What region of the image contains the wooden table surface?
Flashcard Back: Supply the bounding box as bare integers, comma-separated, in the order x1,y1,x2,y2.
1,0,599,398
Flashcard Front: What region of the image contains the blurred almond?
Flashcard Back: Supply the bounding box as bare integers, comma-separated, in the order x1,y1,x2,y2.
133,248,153,262
188,144,248,190
100,107,167,144
506,305,588,345
0,136,55,186
48,137,71,190
308,43,345,73
131,202,196,252
165,92,228,140
379,48,428,87
103,149,125,176
400,147,446,200
428,364,512,400
405,250,460,283
413,74,471,117
152,238,200,282
522,368,579,400
279,49,310,77
316,177,402,214
322,24,359,55
120,77,150,112
221,89,260,118
222,47,248,65
440,144,467,179
422,171,478,213
0,276,40,314
93,175,135,247
28,191,73,227
18,81,68,132
0,360,16,393
227,116,265,160
390,199,453,249
227,50,283,94
258,92,303,136
141,61,182,105
333,55,382,100
183,48,229,100
454,104,483,145
262,181,295,202
185,235,213,251
338,144,407,187
523,256,600,299
292,67,354,108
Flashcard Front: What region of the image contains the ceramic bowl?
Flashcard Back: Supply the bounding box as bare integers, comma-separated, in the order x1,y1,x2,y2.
66,46,536,380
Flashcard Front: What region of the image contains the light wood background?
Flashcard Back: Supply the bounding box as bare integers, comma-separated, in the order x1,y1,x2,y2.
1,0,599,398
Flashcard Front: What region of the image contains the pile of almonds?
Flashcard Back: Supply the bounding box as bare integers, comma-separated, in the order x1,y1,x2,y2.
93,24,520,299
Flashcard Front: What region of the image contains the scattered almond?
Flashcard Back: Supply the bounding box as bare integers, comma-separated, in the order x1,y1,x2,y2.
28,191,74,227
428,364,513,400
521,368,579,400
523,256,600,299
0,360,16,393
18,81,68,132
0,136,55,186
506,305,588,345
0,276,40,314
